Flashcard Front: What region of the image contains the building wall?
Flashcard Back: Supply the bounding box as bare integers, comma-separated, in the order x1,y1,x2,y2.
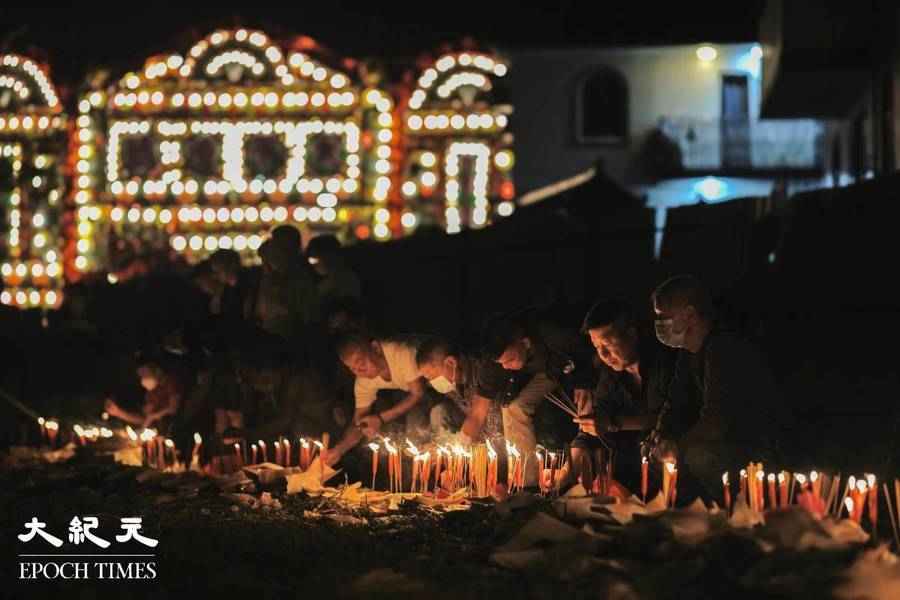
505,43,820,195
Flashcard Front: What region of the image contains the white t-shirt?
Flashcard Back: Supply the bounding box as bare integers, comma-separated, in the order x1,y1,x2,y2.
354,340,421,410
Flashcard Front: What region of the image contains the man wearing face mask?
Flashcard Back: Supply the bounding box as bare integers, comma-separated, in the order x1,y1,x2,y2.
482,313,596,487
105,358,184,430
649,275,781,496
415,338,504,445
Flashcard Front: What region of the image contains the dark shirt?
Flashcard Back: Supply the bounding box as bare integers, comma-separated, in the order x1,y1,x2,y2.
447,355,504,439
481,321,596,406
242,368,337,442
658,326,780,489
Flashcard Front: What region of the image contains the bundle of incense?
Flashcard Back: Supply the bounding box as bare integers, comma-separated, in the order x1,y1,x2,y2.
471,444,487,497
545,391,579,419
883,482,900,551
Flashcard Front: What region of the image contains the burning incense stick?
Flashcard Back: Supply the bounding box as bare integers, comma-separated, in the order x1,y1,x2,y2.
883,482,900,551
368,443,379,490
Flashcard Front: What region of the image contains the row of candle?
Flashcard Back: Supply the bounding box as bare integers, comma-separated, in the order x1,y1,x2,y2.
229,436,325,470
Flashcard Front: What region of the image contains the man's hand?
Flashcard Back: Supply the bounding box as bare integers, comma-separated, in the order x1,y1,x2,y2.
573,416,599,437
321,448,342,467
104,398,121,418
356,415,383,438
573,388,593,417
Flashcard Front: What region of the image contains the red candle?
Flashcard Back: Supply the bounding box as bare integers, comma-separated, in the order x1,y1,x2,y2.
164,438,175,468
191,432,202,469
368,443,379,490
666,462,678,508
74,425,86,447
300,438,311,470
283,440,291,467
641,457,649,502
258,440,268,463
251,443,258,465
778,472,788,507
767,473,777,510
234,443,244,469
867,474,878,531
739,469,748,505
811,471,821,499
38,417,47,444
723,472,732,512
274,441,282,466
46,420,59,448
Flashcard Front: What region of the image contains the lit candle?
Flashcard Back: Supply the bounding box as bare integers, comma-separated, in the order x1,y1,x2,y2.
867,474,878,532
844,497,855,520
274,441,282,466
486,440,498,494
164,438,175,468
300,438,311,470
234,443,243,469
37,417,47,444
852,479,868,523
421,452,432,493
810,470,821,499
740,469,748,505
258,440,268,463
666,461,678,508
73,424,86,447
778,472,788,507
283,439,291,467
368,443,379,490
641,457,649,503
251,443,258,465
755,470,765,512
767,473,777,510
191,432,202,470
794,473,807,506
723,472,732,512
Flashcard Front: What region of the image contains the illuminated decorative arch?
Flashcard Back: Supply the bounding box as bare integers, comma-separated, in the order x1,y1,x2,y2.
401,49,514,233
0,54,66,309
72,29,395,274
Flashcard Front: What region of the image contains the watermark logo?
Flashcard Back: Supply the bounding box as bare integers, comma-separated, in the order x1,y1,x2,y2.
17,516,158,580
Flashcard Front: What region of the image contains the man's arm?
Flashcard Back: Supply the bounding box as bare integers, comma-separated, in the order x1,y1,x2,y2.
379,377,426,423
460,394,491,441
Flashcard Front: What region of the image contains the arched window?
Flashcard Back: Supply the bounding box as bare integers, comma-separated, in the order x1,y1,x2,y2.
575,67,628,144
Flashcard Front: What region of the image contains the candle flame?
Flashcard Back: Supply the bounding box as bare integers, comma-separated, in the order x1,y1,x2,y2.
38,417,45,425
73,424,84,435
856,479,868,494
383,439,396,454
258,440,266,448
100,427,113,438
642,456,648,465
795,473,807,485
665,461,676,474
421,451,430,461
87,427,100,439
844,497,854,513
45,420,59,431
486,439,496,459
101,412,109,421
139,428,156,442
866,474,876,488
740,469,747,478
535,450,543,462
234,443,241,451
848,475,856,489
368,443,379,452
251,443,257,450
301,438,309,448
126,425,137,441
756,471,765,481
778,473,785,484
405,438,419,456
810,470,819,482
313,441,324,450
194,432,202,444
165,438,174,448
767,473,776,482
274,440,281,448
722,472,729,485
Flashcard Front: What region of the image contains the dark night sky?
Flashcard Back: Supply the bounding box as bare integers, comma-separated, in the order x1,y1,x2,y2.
0,1,765,88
